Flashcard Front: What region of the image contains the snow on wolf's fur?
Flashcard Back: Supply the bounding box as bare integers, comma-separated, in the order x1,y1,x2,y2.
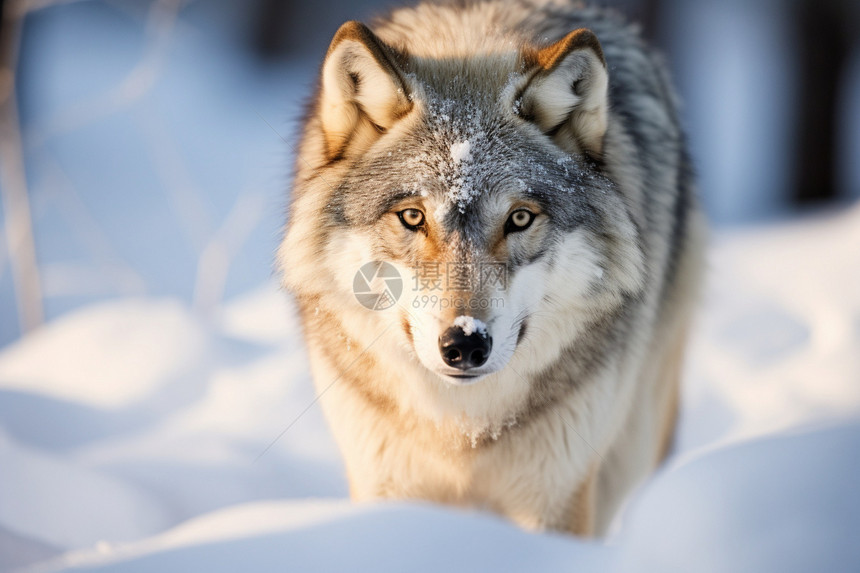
404,87,599,218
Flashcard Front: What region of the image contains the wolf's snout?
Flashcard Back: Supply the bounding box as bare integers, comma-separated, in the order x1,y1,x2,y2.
439,326,492,370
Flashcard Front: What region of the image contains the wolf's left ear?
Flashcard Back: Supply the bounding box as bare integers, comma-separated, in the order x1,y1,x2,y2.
319,21,412,160
520,29,609,157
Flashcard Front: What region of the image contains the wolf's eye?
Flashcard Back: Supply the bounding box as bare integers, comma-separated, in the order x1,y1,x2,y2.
398,208,425,231
505,209,535,234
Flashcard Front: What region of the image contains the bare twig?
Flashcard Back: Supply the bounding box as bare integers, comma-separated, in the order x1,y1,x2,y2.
134,107,215,255
38,154,148,296
12,0,93,17
24,0,184,149
0,0,43,332
192,186,266,314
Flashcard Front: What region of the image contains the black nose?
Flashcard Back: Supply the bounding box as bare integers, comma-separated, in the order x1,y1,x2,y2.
439,326,492,370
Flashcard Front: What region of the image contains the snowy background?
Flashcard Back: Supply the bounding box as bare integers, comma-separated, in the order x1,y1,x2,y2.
1,0,860,571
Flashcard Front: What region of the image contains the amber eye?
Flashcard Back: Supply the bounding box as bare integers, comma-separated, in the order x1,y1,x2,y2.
505,209,535,234
398,208,425,231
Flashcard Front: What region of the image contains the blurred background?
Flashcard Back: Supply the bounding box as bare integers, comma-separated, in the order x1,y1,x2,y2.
2,3,860,571
1,0,859,345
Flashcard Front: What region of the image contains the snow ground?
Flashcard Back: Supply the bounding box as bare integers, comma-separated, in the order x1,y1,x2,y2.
1,205,859,572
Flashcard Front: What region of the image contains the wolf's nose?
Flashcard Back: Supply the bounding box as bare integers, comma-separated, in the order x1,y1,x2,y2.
439,326,492,370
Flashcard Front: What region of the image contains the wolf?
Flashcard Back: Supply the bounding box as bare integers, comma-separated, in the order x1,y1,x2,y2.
280,0,704,535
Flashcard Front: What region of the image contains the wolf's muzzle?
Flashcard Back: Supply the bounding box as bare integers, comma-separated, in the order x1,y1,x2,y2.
438,326,492,370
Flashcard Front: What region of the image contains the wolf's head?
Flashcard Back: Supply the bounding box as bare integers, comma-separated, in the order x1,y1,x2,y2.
282,20,645,401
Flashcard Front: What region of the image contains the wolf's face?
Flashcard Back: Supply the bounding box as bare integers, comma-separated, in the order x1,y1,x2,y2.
285,22,645,395
328,96,627,385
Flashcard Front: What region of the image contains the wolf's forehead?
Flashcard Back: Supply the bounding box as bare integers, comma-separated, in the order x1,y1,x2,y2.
398,93,515,212
428,96,496,212
384,89,605,227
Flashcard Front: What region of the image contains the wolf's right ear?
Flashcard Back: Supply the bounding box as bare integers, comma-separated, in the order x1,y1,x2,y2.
319,21,412,160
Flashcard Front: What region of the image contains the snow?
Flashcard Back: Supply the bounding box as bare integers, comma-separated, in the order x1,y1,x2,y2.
1,206,859,572
32,501,604,573
614,423,860,572
402,89,601,217
449,139,472,164
0,300,216,409
678,205,860,453
452,315,487,337
416,93,490,213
